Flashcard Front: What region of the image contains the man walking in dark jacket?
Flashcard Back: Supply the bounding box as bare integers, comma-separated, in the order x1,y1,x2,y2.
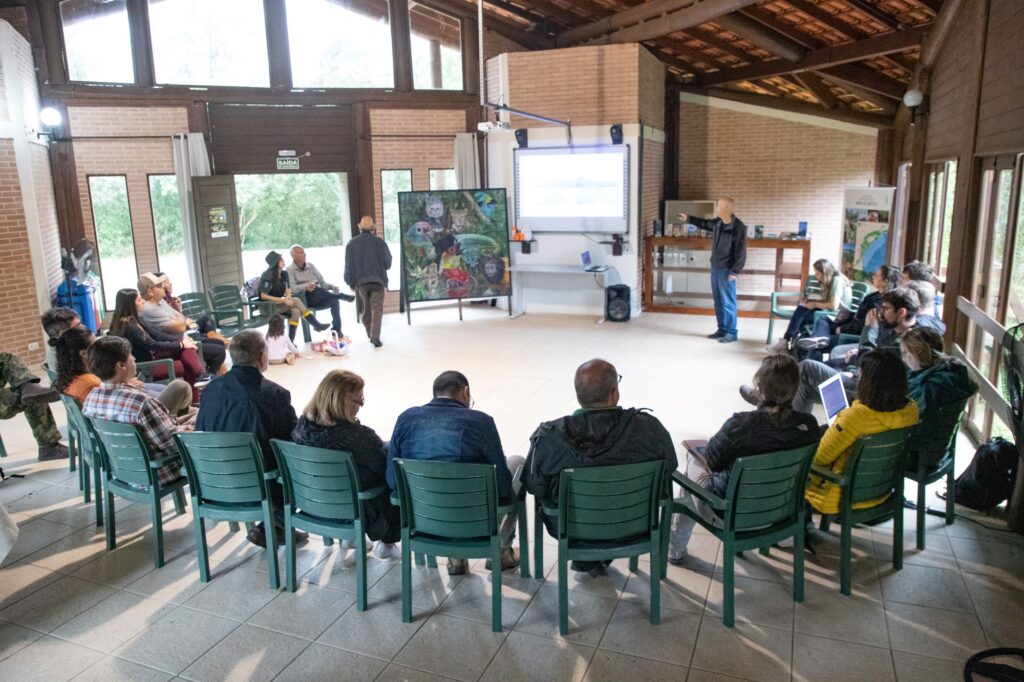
524,359,677,574
677,197,747,343
195,330,306,548
344,215,392,348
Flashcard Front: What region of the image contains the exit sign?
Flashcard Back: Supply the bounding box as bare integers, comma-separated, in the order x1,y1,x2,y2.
277,157,300,170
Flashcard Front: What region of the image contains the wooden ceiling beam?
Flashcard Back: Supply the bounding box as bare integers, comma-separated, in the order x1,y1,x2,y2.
784,0,864,38
714,12,807,61
682,26,756,63
793,71,837,108
557,0,700,46
416,0,555,50
648,36,728,70
913,0,942,14
818,63,904,99
738,6,820,49
679,84,894,128
700,26,925,86
584,0,762,46
844,0,902,31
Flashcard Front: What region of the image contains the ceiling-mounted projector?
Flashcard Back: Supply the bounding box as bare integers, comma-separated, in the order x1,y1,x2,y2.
477,120,510,132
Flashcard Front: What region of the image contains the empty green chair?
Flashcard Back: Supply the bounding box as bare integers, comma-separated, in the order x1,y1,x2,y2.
178,292,212,323
393,460,528,632
85,417,188,568
767,276,822,344
551,461,666,635
904,398,969,550
175,431,280,589
663,444,817,627
271,439,386,608
59,395,104,525
209,284,271,335
813,426,915,595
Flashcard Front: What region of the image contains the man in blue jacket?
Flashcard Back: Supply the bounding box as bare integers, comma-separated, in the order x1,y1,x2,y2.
678,197,747,343
195,330,306,548
387,370,523,575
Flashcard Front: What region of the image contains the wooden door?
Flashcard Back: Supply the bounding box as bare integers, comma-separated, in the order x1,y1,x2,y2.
192,176,244,290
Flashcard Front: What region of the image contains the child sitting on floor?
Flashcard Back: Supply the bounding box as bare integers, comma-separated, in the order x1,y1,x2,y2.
266,315,300,365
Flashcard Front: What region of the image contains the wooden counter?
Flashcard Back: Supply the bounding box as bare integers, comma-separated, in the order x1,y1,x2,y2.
642,236,811,317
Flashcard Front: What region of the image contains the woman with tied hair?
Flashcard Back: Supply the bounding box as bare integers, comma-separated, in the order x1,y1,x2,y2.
901,327,977,472
805,350,919,517
771,258,849,353
291,369,400,559
668,354,821,565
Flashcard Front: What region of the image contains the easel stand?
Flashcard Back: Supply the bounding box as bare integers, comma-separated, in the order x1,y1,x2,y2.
405,293,513,324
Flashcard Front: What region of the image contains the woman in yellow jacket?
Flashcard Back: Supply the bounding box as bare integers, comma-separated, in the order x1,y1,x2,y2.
805,350,919,516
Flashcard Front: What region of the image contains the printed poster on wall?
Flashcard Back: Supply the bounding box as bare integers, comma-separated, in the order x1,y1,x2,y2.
841,188,895,282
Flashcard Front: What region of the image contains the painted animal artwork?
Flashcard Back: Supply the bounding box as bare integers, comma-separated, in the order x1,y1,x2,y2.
449,207,469,234
425,194,445,236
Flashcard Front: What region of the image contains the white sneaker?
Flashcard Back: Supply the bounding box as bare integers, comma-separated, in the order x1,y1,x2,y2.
373,542,400,560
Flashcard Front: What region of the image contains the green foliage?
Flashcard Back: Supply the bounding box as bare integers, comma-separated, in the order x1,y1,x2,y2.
150,175,185,255
236,173,347,250
90,176,135,259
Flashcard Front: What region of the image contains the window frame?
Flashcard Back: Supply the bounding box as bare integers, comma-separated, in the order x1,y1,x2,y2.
59,0,137,85
85,173,139,311
380,168,414,292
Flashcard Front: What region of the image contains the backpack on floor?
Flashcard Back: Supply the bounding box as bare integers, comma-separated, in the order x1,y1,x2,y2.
953,437,1019,511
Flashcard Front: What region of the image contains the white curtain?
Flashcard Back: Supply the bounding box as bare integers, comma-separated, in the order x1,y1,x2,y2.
454,133,481,189
172,133,211,292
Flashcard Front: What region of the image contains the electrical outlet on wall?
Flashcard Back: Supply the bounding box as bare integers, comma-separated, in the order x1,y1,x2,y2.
28,342,40,351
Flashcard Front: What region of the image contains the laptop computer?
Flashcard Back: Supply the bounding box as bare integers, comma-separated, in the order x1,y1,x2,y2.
818,373,850,426
581,251,608,273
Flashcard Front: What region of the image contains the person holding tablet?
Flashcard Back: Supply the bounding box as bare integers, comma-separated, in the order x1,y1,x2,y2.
678,197,747,343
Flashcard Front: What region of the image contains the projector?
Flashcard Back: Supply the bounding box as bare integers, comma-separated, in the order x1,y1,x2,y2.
477,121,511,133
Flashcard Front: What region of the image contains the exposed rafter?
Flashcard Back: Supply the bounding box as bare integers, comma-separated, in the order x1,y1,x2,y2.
845,0,902,31
818,63,904,100
793,71,837,109
584,0,762,46
682,26,757,63
557,0,702,46
679,85,894,128
714,12,807,61
700,27,925,86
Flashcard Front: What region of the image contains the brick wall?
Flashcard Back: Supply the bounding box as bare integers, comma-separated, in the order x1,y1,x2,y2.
483,29,527,61
0,140,45,363
67,106,186,305
679,97,877,297
638,48,666,131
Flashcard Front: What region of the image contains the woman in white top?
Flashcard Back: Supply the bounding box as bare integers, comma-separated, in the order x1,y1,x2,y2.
771,258,848,352
265,315,300,365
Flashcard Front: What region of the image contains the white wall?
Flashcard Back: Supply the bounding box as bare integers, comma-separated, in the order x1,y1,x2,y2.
486,124,642,317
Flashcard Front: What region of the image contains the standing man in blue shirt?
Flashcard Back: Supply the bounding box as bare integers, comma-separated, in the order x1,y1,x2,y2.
386,370,524,575
678,197,747,343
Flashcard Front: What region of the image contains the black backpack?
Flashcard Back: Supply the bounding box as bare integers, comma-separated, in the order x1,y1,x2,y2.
953,437,1019,511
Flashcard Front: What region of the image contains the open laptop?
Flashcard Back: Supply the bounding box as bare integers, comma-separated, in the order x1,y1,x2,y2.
818,373,850,426
581,250,608,273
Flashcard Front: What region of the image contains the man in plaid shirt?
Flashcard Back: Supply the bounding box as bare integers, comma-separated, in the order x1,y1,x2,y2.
82,336,188,485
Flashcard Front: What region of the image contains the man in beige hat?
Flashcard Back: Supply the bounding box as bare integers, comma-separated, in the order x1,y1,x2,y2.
344,216,392,347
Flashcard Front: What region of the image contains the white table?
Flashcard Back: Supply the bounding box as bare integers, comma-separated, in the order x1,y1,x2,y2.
508,264,621,319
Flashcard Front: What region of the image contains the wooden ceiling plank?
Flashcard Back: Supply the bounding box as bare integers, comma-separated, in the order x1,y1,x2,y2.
679,84,894,127
793,70,838,108
416,0,555,50
682,26,757,63
699,26,924,86
714,12,807,61
818,63,904,99
784,0,868,39
557,0,701,46
586,0,763,46
844,0,902,30
737,6,821,49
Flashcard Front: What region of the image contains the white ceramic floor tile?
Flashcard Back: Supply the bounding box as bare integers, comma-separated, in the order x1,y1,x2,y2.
51,590,175,653
394,613,508,682
180,623,309,682
482,630,594,681
791,633,895,682
0,635,104,681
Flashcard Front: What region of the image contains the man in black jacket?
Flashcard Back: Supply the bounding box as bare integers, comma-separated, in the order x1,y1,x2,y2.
195,330,306,548
524,359,677,573
677,197,747,343
344,215,392,348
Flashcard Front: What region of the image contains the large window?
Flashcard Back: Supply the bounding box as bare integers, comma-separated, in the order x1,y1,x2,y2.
148,0,270,87
60,0,134,83
410,4,463,90
286,0,394,88
234,173,351,285
381,170,412,291
88,176,137,310
922,160,957,280
429,169,457,191
148,175,195,292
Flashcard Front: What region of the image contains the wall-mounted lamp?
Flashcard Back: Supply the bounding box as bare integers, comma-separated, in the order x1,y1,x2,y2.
37,107,63,141
902,89,926,127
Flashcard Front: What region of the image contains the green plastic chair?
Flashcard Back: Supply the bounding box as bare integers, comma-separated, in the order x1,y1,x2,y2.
271,439,387,608
811,280,870,330
767,276,822,344
551,461,666,635
178,292,212,323
209,284,271,335
59,395,104,525
135,358,177,385
0,433,5,458
663,444,816,627
85,417,188,568
175,431,280,589
393,460,528,632
904,398,969,550
813,426,916,595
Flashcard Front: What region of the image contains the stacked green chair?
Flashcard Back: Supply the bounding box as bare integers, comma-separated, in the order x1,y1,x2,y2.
664,444,816,627
767,276,822,344
209,284,271,335
175,431,280,588
814,426,916,595
59,395,104,525
85,417,188,568
547,461,665,635
271,439,386,608
904,398,970,549
178,292,212,323
393,460,529,632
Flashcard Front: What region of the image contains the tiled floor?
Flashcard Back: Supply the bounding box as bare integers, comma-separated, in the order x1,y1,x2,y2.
1,308,1021,681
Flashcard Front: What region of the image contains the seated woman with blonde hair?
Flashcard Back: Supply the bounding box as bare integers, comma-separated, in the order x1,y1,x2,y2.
291,369,400,559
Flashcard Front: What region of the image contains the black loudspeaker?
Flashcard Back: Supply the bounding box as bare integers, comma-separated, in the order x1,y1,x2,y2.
610,123,623,145
514,128,528,148
605,284,631,322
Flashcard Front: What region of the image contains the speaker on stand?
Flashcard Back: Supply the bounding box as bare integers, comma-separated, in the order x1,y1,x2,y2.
605,284,631,322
